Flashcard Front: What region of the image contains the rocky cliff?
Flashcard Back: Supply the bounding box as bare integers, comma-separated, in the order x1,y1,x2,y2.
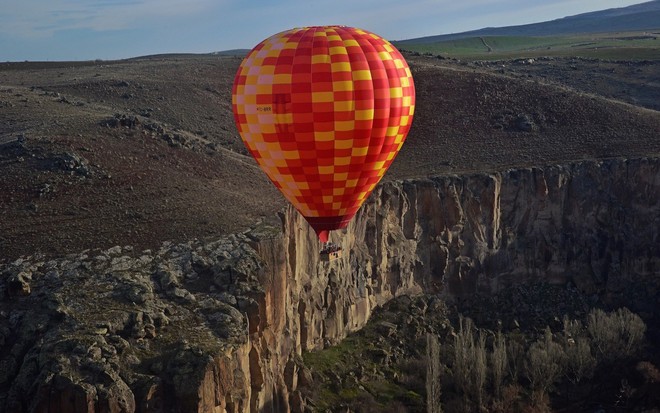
1,157,658,412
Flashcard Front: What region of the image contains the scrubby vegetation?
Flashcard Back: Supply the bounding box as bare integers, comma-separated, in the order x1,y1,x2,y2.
441,307,648,412
300,293,659,413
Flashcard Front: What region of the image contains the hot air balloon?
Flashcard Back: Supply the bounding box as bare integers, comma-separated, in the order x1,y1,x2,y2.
232,26,415,250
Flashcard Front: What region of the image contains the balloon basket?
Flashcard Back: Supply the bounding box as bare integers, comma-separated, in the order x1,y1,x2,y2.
320,243,342,262
320,249,342,262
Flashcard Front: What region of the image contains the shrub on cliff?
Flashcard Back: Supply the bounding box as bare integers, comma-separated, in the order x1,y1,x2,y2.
524,327,565,393
586,307,646,362
452,316,488,411
560,316,596,386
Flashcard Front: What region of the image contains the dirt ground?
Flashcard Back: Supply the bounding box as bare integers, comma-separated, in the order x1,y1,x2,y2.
1,54,659,261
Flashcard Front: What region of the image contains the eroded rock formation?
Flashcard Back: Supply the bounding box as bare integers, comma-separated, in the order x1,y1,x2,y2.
1,157,658,412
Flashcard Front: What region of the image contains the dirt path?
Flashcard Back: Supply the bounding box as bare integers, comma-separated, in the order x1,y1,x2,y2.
479,36,493,52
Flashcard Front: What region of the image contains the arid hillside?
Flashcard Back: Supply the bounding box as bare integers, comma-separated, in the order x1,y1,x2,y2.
1,54,659,261
1,53,659,413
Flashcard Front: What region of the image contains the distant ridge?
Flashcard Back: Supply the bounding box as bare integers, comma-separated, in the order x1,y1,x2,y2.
127,50,249,60
396,0,660,44
212,49,250,57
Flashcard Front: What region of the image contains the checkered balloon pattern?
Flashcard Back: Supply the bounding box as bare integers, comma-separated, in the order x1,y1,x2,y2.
232,26,415,242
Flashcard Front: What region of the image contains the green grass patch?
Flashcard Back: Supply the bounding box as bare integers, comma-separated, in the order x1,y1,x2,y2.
363,381,425,410
395,31,660,60
302,329,426,411
363,380,404,402
302,335,362,372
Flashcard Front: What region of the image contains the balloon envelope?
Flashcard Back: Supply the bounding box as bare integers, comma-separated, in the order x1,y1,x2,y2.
232,26,415,242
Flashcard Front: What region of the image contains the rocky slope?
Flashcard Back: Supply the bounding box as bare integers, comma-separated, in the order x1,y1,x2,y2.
2,156,657,412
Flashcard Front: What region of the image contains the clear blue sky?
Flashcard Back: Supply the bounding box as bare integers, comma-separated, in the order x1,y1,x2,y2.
0,0,645,61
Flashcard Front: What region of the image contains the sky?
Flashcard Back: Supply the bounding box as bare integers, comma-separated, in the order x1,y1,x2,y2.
0,0,647,61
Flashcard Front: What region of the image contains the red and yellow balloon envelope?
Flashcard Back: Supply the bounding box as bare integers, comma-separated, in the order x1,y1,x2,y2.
232,26,415,242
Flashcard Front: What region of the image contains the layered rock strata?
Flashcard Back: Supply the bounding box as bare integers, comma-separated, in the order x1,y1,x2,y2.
1,157,658,412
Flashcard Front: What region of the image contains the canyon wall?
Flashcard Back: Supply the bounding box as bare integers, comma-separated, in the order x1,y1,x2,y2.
250,156,659,410
1,157,658,412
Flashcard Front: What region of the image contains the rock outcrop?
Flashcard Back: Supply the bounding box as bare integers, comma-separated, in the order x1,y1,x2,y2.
1,157,658,412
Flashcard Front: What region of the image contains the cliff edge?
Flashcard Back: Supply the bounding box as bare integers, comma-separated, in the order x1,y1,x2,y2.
1,157,657,412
